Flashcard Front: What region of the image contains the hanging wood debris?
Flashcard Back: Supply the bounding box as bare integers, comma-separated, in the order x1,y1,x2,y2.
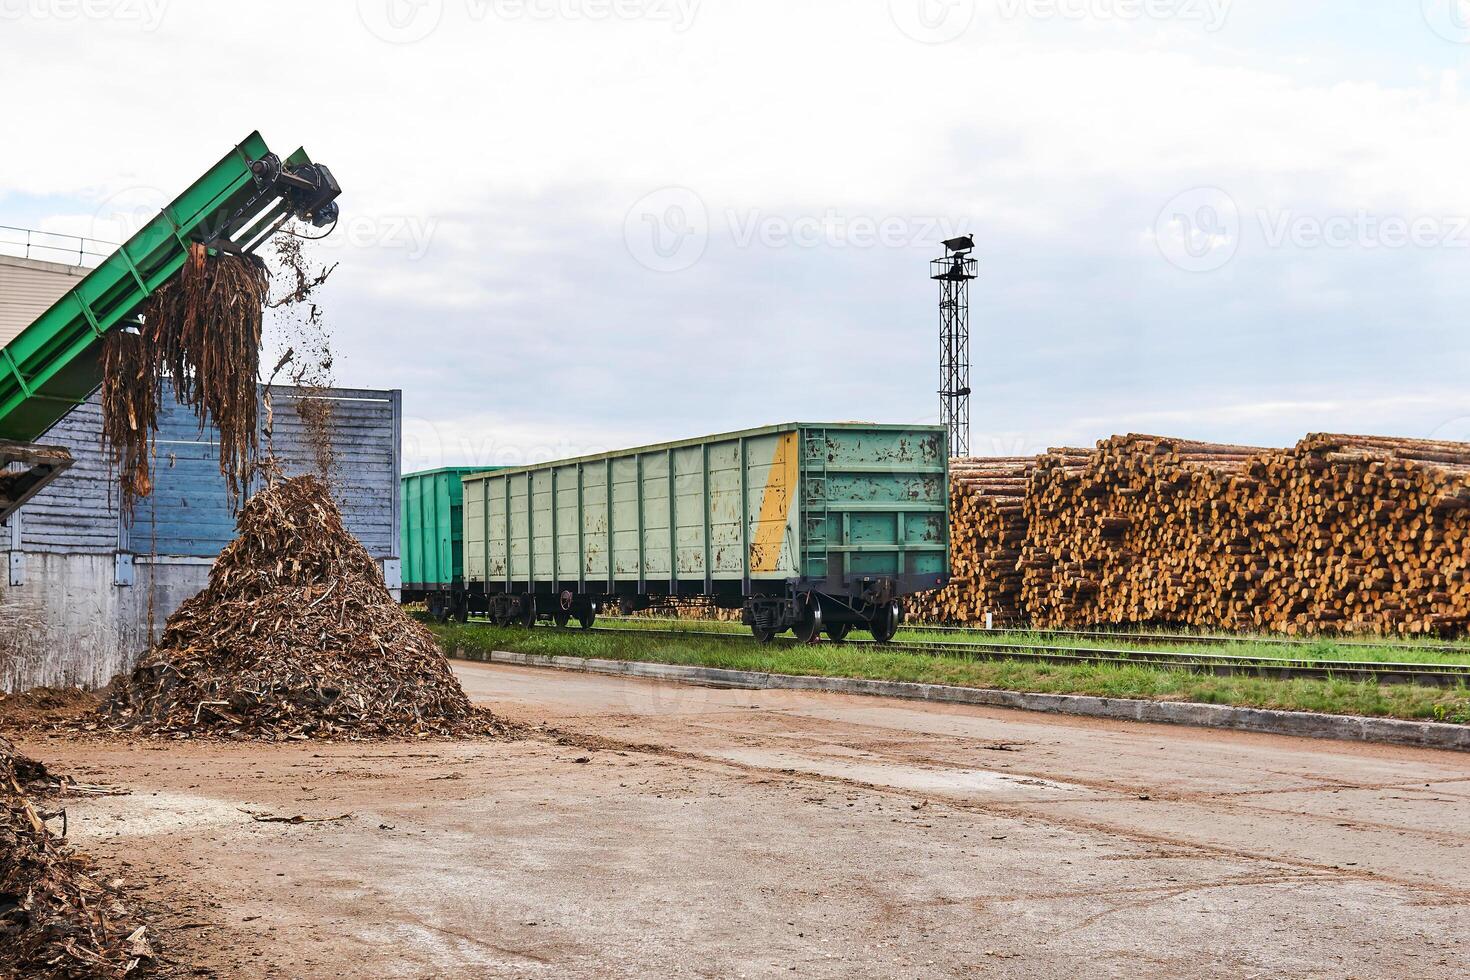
101,242,269,515
919,433,1470,636
99,475,506,739
98,329,159,505
1,733,155,978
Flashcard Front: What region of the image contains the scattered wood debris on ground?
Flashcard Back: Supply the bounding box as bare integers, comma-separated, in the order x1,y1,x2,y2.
0,734,155,978
100,475,508,740
0,689,100,730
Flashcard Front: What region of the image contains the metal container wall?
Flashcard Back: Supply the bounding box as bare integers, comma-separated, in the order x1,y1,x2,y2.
798,424,948,589
460,423,947,595
400,467,483,591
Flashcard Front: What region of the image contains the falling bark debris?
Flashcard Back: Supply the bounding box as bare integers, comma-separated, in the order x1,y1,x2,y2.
270,233,338,484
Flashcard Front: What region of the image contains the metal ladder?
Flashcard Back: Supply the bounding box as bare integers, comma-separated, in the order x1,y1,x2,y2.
801,428,834,582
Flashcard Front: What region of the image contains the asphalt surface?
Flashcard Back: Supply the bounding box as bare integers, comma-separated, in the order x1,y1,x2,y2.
17,661,1470,978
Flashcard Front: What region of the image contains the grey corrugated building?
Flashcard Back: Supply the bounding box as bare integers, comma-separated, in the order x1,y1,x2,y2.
0,249,402,692
0,251,90,350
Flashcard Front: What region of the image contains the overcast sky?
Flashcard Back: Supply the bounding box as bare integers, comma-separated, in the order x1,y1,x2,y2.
3,0,1470,470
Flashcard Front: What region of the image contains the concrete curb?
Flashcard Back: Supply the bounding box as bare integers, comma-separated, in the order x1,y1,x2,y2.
456,649,1470,753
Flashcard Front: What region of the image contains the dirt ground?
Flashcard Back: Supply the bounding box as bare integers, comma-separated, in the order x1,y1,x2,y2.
13,662,1470,979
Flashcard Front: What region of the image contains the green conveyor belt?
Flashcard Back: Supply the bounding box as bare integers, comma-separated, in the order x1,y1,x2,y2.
0,131,320,443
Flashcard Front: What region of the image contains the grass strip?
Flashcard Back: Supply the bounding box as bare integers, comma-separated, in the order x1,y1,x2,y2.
591,617,1470,665
427,621,1470,725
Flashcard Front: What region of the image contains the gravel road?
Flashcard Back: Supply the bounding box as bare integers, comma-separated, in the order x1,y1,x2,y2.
16,661,1469,978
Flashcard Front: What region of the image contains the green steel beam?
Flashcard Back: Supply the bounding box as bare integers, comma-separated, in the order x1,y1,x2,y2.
0,132,322,443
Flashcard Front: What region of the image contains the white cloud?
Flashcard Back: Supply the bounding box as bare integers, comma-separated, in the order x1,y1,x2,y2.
2,1,1467,461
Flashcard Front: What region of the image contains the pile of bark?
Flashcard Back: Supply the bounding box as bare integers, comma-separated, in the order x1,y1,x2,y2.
921,433,1470,636
911,458,1036,625
1,734,154,978
102,475,502,739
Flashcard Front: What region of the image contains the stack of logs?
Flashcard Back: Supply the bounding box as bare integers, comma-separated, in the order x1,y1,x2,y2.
915,433,1470,636
911,458,1036,625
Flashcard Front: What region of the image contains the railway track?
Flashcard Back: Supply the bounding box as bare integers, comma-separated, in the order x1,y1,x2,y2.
576,623,1470,688
911,624,1470,656
606,616,1470,656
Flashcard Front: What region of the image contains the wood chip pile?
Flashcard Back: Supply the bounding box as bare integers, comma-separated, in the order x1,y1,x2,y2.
1,734,154,978
918,433,1470,636
101,475,503,738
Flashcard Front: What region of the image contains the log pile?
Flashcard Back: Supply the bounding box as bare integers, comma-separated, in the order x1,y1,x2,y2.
921,433,1470,636
911,458,1037,625
101,475,508,739
1020,436,1263,630
1236,434,1470,635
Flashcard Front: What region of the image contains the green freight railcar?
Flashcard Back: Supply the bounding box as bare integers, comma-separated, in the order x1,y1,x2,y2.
458,422,949,642
400,466,493,620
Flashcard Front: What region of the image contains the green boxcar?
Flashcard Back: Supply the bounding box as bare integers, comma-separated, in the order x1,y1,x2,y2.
458,422,949,642
400,467,491,617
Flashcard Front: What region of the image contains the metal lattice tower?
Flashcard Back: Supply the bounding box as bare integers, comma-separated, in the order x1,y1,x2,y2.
931,237,977,457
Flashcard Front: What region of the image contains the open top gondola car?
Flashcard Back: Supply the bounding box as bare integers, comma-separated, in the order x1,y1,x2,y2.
426,422,949,642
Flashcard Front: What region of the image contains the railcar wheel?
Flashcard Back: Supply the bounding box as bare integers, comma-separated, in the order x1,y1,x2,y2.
577,609,596,630
451,597,469,624
792,599,823,644
751,626,777,644
427,595,449,623
518,594,537,628
824,623,851,643
553,610,571,628
868,601,901,644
